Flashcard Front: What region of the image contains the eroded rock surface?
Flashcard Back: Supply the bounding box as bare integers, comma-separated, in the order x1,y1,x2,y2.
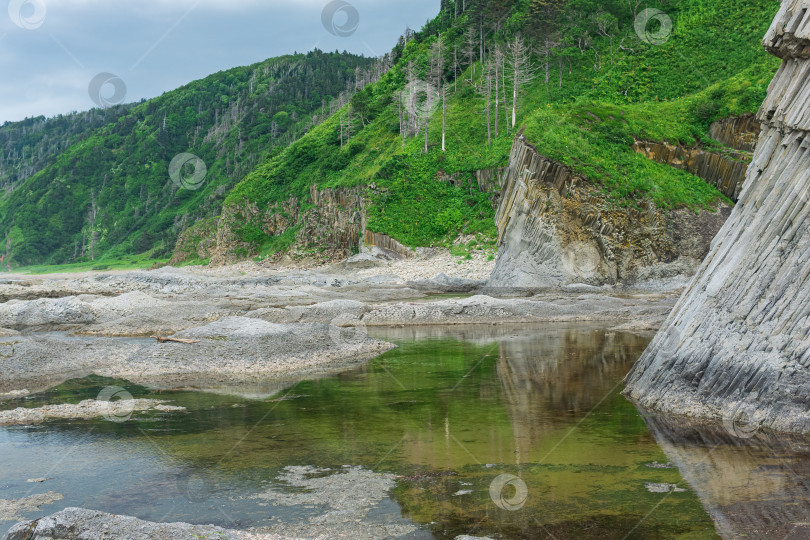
1,508,294,540
0,399,185,426
488,137,731,290
624,0,810,434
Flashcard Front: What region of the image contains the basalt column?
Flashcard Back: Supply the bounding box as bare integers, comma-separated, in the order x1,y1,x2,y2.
624,0,810,434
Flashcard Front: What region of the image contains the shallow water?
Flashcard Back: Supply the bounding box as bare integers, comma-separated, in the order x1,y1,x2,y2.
1,324,808,538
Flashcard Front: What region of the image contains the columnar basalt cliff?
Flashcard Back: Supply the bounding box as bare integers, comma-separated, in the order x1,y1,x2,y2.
487,136,731,290
210,185,364,266
631,138,752,201
624,0,810,434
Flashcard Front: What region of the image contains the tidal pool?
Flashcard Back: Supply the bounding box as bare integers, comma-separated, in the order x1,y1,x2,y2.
1,324,808,538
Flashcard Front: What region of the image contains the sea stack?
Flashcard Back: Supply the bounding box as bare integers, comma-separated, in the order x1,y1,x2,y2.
624,0,810,434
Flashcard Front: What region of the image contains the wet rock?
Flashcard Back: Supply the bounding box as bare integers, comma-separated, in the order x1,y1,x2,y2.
250,466,417,539
360,294,676,327
0,399,185,426
1,508,293,540
109,317,397,390
0,493,63,522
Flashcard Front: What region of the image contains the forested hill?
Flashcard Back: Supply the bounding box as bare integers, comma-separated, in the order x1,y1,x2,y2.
0,0,782,269
1,106,133,192
0,50,379,266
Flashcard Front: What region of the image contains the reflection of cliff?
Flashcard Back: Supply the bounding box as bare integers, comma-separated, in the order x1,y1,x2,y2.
643,414,810,539
495,329,649,457
624,0,810,434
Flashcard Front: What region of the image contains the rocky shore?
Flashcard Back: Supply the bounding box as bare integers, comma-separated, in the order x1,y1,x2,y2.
0,249,683,539
0,249,680,398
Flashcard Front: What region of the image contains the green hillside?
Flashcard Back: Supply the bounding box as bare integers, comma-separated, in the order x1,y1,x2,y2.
0,51,377,267
224,0,780,257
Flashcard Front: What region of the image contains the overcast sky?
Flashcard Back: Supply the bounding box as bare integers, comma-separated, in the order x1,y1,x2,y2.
0,0,438,124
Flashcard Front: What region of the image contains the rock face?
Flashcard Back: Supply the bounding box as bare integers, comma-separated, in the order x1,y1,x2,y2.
210,184,364,266
710,114,762,153
624,0,810,434
488,136,731,290
631,138,752,201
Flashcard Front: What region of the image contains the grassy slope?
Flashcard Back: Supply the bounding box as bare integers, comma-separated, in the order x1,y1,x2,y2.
224,0,780,256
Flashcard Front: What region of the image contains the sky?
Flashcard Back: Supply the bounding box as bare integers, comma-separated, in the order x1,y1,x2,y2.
0,0,439,124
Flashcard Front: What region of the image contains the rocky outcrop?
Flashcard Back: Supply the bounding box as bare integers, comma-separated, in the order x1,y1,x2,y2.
632,139,751,200
363,231,413,258
168,216,219,265
211,185,365,266
488,136,731,291
624,0,810,434
710,114,762,152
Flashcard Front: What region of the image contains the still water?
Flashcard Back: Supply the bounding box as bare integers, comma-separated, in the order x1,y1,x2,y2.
1,325,808,538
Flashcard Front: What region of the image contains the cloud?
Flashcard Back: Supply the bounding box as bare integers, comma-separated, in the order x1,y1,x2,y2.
1,0,437,123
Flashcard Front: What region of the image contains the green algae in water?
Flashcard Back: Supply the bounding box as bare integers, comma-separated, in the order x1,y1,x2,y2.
0,325,720,538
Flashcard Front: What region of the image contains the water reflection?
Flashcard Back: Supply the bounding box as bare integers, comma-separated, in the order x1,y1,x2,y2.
2,325,790,539
643,414,810,539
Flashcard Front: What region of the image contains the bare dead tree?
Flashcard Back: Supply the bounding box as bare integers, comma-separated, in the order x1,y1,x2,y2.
475,61,493,146
626,0,644,19
430,37,447,152
507,35,538,128
464,27,477,80
493,45,502,138
594,12,618,65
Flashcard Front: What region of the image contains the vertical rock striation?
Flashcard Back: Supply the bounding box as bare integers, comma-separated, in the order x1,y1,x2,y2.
624,0,810,434
487,135,731,291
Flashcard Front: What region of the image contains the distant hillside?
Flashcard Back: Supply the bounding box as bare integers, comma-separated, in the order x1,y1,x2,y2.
0,106,132,190
0,50,377,266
